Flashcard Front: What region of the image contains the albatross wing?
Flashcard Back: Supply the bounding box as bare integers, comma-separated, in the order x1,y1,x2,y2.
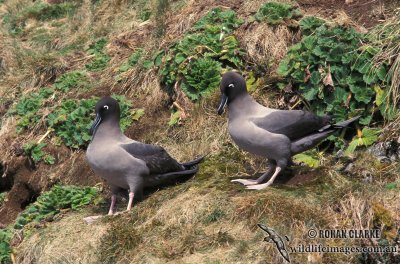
251,110,331,140
120,142,184,175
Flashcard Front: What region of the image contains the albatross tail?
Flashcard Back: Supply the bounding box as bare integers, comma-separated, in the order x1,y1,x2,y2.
291,116,360,154
146,156,205,186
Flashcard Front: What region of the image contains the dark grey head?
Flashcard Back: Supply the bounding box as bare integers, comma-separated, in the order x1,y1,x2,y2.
89,96,120,136
217,72,247,115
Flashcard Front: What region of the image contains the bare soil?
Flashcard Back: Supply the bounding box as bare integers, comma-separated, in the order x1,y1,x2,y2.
298,0,398,28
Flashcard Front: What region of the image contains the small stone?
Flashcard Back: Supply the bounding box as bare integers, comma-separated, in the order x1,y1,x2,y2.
370,142,387,155
83,215,103,224
377,156,391,163
389,154,398,162
336,149,344,158
344,163,353,173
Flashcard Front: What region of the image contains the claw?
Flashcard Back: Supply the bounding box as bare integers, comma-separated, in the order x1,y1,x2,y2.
246,182,272,190
231,179,258,186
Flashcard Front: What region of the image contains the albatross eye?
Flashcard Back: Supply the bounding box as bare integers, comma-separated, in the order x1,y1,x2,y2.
228,84,235,88
103,105,109,110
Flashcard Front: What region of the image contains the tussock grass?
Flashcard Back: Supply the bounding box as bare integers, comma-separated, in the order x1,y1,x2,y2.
15,212,109,264
369,11,400,135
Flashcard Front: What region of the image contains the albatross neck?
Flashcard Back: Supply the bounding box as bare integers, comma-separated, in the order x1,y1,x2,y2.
93,118,124,141
228,93,258,120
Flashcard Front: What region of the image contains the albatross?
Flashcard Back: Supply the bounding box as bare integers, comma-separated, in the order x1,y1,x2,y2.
86,97,203,214
217,72,359,190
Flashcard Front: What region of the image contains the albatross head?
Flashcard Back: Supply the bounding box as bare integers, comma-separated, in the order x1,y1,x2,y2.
217,71,247,115
89,96,121,136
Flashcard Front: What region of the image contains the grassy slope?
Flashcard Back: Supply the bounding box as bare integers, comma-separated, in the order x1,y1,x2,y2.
0,0,398,263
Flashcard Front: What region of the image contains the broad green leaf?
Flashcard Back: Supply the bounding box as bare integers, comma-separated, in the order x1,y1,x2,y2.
132,108,145,121
293,152,320,168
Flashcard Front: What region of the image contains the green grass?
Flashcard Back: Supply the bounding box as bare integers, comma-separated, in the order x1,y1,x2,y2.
0,192,6,205
85,38,110,71
3,1,80,35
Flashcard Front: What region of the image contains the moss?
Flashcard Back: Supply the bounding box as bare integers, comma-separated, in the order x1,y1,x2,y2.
98,218,143,263
372,203,395,232
203,208,225,224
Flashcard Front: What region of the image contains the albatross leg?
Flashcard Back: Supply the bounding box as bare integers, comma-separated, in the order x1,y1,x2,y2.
108,194,117,215
231,160,275,186
246,167,282,190
126,191,135,211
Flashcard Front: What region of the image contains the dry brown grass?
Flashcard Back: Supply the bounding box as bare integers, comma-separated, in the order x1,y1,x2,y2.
236,23,296,72
369,10,400,126
15,212,109,264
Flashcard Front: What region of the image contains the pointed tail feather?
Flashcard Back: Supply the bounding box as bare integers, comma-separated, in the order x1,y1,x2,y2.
149,166,199,186
333,116,360,128
181,155,206,168
318,116,360,132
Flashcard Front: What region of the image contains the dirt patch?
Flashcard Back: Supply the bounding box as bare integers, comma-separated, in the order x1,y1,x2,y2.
298,0,398,28
0,158,42,225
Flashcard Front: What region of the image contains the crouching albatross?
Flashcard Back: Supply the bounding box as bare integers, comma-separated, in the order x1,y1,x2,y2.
217,72,359,190
86,97,204,215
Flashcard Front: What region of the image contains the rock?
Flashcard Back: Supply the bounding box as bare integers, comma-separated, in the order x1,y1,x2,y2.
361,170,372,183
367,140,399,163
344,163,354,173
336,149,344,158
83,215,103,224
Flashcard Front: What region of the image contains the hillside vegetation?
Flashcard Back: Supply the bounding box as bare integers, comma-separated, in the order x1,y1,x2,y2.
0,0,399,263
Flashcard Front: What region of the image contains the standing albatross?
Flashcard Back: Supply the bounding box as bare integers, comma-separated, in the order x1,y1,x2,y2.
86,97,204,214
217,72,359,190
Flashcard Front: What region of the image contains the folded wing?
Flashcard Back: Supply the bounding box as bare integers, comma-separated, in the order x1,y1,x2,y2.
120,142,183,175
251,110,331,140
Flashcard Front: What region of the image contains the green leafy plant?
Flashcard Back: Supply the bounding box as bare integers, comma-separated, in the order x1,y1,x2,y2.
119,49,144,72
54,70,90,92
298,16,326,35
255,2,302,25
168,110,182,126
0,228,12,264
85,38,110,71
277,17,391,124
131,108,145,121
0,192,6,205
22,141,54,164
345,128,381,155
181,57,222,100
12,88,54,133
14,185,98,229
158,8,245,100
293,150,321,168
47,98,97,148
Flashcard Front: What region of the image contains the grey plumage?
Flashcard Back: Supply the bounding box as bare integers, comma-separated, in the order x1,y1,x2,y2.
217,72,359,190
86,97,203,214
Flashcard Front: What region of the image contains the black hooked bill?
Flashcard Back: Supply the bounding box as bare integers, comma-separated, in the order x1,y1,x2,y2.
217,94,228,115
89,114,102,136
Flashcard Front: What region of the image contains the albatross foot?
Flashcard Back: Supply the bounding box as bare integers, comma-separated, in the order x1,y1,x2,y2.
246,182,272,190
231,179,258,186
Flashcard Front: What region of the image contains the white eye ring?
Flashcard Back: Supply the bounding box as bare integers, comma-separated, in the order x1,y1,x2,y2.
104,105,109,110
228,84,235,88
